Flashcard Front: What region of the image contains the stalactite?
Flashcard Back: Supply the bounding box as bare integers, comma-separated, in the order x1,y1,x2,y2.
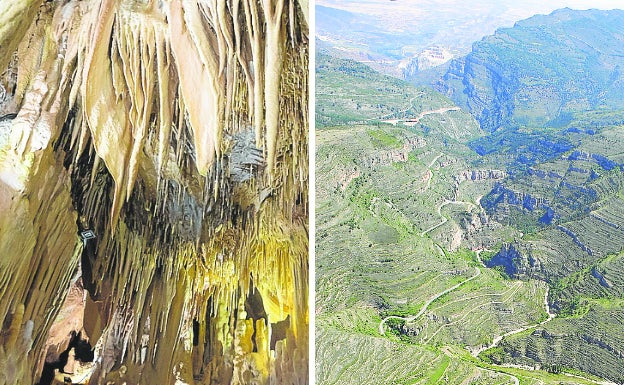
0,0,308,383
242,0,265,147
262,0,285,172
168,0,223,176
82,0,131,229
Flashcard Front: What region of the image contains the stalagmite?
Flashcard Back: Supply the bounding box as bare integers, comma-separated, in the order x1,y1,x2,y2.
0,0,308,384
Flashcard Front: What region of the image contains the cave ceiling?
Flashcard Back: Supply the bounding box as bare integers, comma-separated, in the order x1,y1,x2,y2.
0,0,308,384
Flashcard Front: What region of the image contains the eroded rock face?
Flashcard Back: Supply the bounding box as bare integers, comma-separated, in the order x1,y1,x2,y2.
486,243,543,279
401,46,454,79
486,243,523,277
366,136,426,167
455,169,506,183
0,1,309,384
482,183,550,213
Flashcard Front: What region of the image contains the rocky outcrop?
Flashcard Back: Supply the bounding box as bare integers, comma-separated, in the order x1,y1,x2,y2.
482,183,548,212
591,268,613,288
590,213,620,230
455,169,506,183
337,167,361,191
568,151,619,171
539,207,557,225
557,225,593,256
367,137,425,166
486,243,538,278
0,1,309,385
581,334,624,359
401,46,453,79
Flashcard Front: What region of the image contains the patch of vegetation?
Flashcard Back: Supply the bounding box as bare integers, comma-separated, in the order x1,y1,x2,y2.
425,355,450,385
366,128,402,148
368,223,400,245
492,302,624,384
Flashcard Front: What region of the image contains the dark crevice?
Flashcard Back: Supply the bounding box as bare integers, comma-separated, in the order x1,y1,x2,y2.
36,331,94,385
245,286,269,353
192,319,200,346
270,315,291,351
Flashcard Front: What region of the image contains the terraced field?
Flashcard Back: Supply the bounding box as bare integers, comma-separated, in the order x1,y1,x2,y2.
487,303,624,384
315,127,618,383
317,328,518,385
316,49,624,384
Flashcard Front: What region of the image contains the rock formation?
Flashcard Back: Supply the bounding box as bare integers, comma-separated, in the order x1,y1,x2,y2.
486,243,538,278
455,169,505,183
401,46,453,79
0,0,308,384
366,136,426,167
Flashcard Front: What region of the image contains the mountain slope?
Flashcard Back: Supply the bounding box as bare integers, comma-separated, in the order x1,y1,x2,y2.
437,8,624,132
316,53,482,141
315,51,617,384
318,8,624,383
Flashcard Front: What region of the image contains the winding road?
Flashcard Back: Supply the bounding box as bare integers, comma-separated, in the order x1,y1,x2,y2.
421,199,476,237
471,287,556,357
404,107,462,126
376,101,461,125
377,247,615,383
379,266,481,335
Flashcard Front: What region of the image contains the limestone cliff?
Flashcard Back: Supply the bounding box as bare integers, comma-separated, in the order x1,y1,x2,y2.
486,243,539,278
0,0,308,384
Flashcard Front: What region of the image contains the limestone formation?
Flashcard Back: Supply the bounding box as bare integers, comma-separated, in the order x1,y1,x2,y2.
0,0,308,384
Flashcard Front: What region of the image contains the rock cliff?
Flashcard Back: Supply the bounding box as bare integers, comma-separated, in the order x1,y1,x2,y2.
455,169,505,183
401,46,453,79
486,243,544,279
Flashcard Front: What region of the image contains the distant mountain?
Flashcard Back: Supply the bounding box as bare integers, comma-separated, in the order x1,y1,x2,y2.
316,1,619,78
436,8,624,132
316,5,421,77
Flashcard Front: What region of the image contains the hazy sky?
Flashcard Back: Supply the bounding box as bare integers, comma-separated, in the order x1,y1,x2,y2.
317,0,622,16
316,1,623,34
316,0,624,56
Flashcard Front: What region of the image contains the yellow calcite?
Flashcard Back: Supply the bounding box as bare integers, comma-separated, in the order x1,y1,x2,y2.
0,0,308,384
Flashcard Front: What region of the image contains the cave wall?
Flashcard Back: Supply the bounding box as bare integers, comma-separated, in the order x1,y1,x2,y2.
0,0,308,384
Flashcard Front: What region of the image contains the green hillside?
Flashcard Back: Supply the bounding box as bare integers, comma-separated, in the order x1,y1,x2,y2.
316,53,481,141
316,10,624,382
